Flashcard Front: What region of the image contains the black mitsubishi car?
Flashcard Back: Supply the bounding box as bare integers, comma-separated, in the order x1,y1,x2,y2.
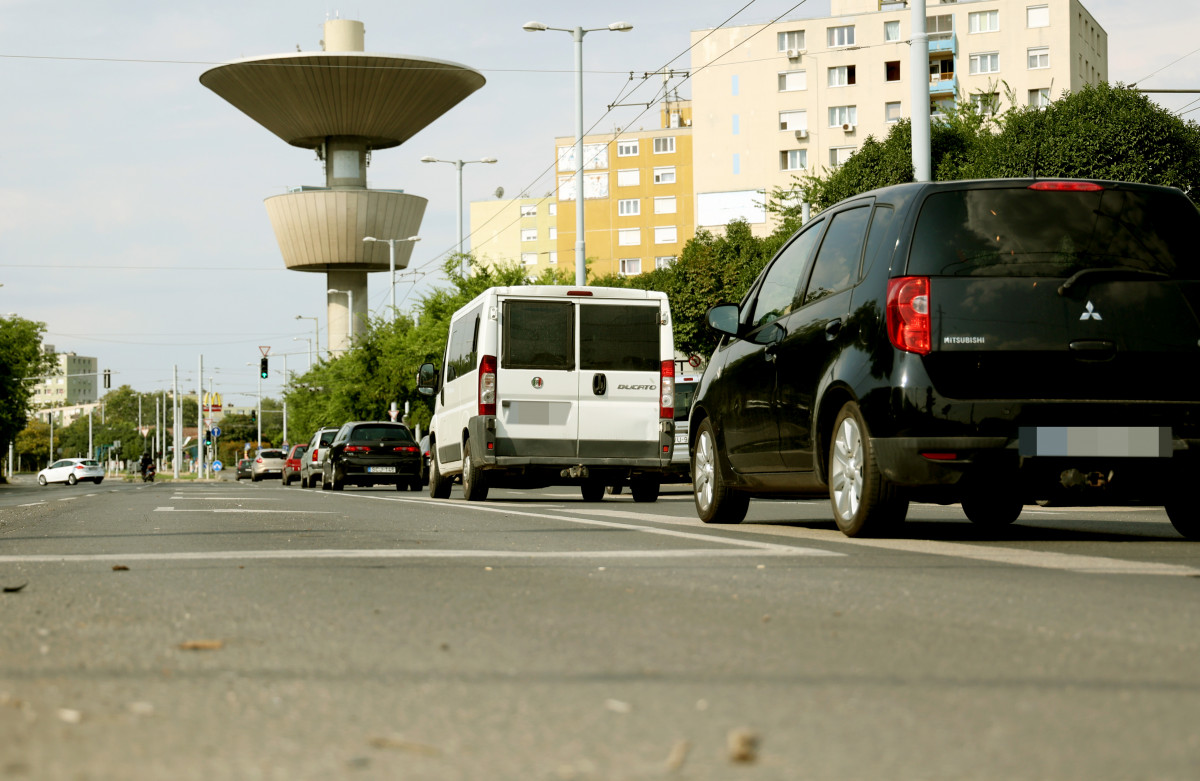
689,178,1200,539
320,421,423,491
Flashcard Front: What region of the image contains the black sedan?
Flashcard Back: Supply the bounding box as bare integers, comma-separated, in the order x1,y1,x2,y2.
321,421,422,491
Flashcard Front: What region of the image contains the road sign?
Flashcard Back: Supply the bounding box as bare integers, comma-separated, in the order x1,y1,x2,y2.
244,443,250,452
259,345,271,357
204,418,213,427
212,460,223,472
211,426,222,438
139,426,150,436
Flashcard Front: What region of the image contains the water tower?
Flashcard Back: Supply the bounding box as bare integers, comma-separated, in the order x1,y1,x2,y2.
200,18,485,354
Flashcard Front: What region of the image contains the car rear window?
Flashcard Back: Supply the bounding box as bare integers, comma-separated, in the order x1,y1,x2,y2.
909,186,1200,278
260,450,285,459
82,460,99,466
349,424,414,442
580,303,661,372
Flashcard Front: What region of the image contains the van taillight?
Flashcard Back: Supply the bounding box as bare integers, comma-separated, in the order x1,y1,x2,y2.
1028,181,1103,192
479,354,497,416
886,276,931,355
660,360,675,419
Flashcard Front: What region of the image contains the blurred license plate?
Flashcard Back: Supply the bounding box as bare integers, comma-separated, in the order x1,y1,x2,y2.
675,434,688,444
367,466,396,474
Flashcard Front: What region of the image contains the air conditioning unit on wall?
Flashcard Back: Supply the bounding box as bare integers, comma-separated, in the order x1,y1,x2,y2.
786,48,805,60
794,129,809,140
842,123,856,132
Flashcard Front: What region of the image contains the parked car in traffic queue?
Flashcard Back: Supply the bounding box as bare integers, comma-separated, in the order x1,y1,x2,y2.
319,421,422,491
235,458,253,481
282,443,308,485
251,448,287,481
300,427,339,488
38,458,105,486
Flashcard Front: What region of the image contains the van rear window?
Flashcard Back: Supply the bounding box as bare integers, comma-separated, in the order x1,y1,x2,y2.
909,187,1200,278
580,304,661,372
502,301,575,370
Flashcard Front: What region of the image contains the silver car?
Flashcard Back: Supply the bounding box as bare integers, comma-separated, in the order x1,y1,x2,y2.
300,427,340,488
251,449,287,481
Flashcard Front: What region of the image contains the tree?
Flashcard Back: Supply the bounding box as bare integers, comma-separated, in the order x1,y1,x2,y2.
0,316,55,480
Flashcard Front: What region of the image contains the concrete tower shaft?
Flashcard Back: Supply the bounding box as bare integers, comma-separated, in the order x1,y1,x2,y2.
200,18,485,355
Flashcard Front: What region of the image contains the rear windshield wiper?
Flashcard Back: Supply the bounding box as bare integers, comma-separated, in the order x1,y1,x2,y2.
1057,267,1171,295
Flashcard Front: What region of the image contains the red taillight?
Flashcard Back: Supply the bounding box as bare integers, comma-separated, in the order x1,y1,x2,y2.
345,445,370,453
479,354,497,416
392,446,418,453
311,450,319,461
921,452,958,460
75,465,84,470
660,359,675,420
566,290,594,296
256,457,263,464
1028,180,1103,192
886,276,931,355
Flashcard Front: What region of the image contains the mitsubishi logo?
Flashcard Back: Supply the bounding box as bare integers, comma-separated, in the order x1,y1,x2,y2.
1080,301,1102,321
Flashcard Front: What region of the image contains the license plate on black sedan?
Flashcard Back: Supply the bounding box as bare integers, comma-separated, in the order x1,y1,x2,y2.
367,466,396,474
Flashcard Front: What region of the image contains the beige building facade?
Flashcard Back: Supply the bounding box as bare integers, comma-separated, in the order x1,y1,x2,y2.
690,0,1108,233
32,347,98,409
469,195,560,276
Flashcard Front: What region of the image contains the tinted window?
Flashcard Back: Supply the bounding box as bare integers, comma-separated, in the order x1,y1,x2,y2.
349,424,414,442
674,381,699,421
910,186,1200,278
580,304,660,371
260,450,285,459
750,219,825,327
502,300,575,370
446,304,482,381
803,205,871,305
861,205,896,278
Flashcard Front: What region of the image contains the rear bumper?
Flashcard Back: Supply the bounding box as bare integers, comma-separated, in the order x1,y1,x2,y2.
470,415,675,470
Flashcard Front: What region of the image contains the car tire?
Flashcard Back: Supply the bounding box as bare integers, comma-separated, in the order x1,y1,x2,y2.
410,478,423,492
252,474,261,482
829,402,908,537
320,469,331,490
630,477,660,503
38,475,47,486
462,441,489,501
962,494,1023,527
299,473,308,488
331,466,345,491
1165,500,1200,540
67,474,77,486
95,477,104,485
581,481,605,502
429,449,452,499
692,418,749,524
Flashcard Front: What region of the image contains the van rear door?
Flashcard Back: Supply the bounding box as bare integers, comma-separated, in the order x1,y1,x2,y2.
577,300,666,460
496,298,579,457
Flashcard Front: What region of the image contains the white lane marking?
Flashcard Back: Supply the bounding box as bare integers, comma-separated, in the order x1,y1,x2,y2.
169,497,277,501
0,548,814,565
567,507,1200,577
153,507,335,514
321,492,838,557
18,502,47,507
58,498,78,502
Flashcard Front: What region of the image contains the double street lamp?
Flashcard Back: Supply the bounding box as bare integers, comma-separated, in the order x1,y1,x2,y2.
420,156,497,274
362,235,421,320
523,20,634,286
294,314,319,362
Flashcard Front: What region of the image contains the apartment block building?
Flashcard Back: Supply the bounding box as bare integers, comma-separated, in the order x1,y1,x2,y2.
689,0,1108,234
469,195,560,276
552,100,695,279
31,347,98,408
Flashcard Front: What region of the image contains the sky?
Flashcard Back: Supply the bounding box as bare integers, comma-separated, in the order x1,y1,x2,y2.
2,0,1197,409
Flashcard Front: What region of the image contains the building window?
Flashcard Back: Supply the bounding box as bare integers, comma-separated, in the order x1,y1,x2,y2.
618,198,641,217
778,70,807,92
653,166,676,184
830,146,856,167
781,149,808,171
548,203,557,216
777,30,806,51
520,204,537,217
617,169,640,187
885,61,900,82
1028,46,1049,69
884,20,900,42
927,15,953,35
733,153,740,175
549,226,558,240
1029,87,1051,107
885,101,903,123
968,10,999,33
828,65,856,87
827,25,855,48
654,226,678,244
828,105,857,127
618,229,641,246
655,256,676,270
521,253,537,265
619,258,642,276
548,251,558,264
732,114,740,135
617,140,639,157
1027,5,1050,27
779,110,807,131
969,52,1000,75
971,92,999,115
520,228,537,242
654,196,677,214
731,74,739,96
653,136,676,154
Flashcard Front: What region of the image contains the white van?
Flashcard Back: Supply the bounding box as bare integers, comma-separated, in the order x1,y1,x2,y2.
417,286,677,502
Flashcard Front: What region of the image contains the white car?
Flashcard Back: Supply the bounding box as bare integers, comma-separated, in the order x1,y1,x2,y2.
38,458,105,486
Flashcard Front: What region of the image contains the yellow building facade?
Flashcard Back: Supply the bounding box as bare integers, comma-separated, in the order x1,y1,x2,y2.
469,196,560,276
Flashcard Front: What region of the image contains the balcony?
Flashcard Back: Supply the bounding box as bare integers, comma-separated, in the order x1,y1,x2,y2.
928,32,956,54
929,74,957,95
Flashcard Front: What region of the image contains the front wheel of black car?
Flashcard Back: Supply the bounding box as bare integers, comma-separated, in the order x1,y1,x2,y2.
693,418,749,524
829,402,908,537
429,450,452,499
1165,501,1200,540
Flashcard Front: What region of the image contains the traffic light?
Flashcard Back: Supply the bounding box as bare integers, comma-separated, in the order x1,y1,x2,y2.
103,369,111,389
260,357,269,379
250,410,257,423
204,429,213,447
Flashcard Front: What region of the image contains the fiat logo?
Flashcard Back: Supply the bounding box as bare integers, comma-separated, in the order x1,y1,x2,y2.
531,377,544,389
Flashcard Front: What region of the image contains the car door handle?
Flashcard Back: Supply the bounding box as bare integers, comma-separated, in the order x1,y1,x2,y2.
825,318,843,340
593,373,607,395
764,344,779,363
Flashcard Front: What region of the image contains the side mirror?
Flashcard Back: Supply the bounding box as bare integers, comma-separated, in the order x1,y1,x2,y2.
417,362,439,396
706,304,740,337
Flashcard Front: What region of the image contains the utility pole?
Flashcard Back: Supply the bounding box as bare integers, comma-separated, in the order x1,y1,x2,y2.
173,365,180,479
197,354,205,478
910,0,932,182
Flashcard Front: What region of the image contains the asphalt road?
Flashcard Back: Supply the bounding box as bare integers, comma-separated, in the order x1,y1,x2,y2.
2,475,1198,780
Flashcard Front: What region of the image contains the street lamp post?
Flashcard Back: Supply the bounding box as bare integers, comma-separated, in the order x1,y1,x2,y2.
293,337,313,371
420,156,497,274
327,288,354,344
362,235,421,320
294,315,320,362
523,20,633,286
